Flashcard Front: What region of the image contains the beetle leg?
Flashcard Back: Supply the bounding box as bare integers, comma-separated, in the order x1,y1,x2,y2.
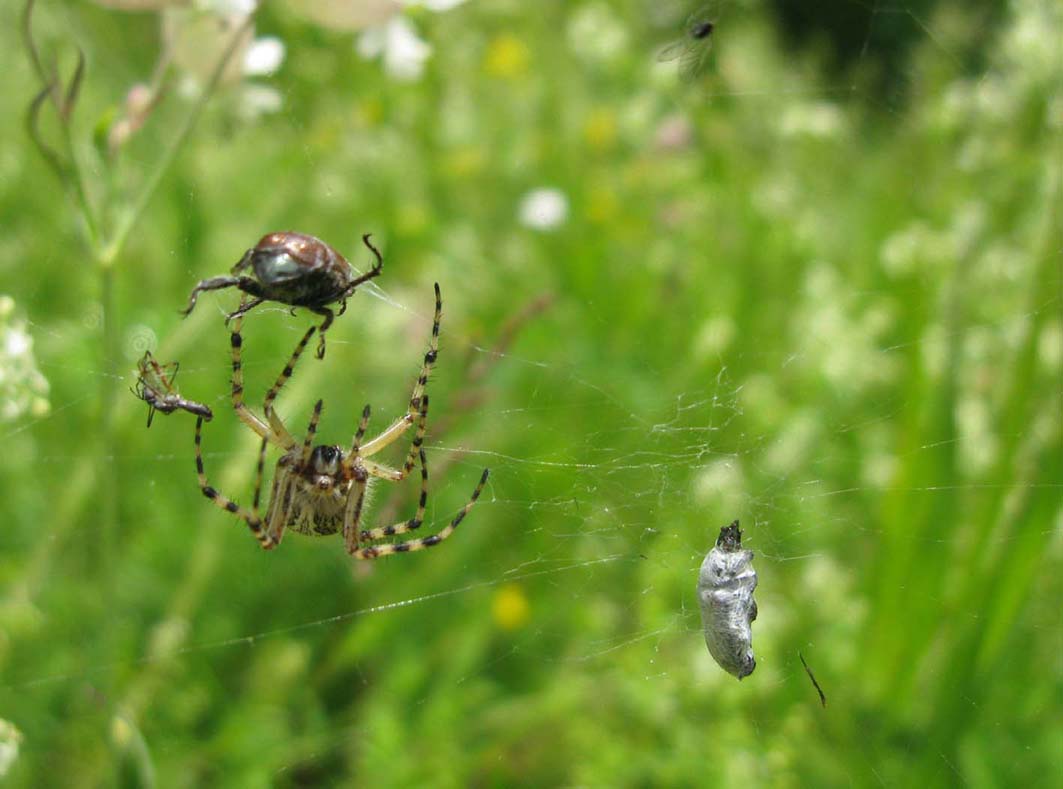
339,234,385,302
310,307,335,360
181,276,263,317
360,233,384,277
229,248,255,275
224,296,267,325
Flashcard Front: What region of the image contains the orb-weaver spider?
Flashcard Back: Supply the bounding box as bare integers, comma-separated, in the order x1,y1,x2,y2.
193,284,489,558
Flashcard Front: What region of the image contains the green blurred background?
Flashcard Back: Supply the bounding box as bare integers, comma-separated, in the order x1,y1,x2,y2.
1,0,1060,785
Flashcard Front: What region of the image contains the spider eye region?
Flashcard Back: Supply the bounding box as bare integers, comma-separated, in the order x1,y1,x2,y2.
309,444,344,475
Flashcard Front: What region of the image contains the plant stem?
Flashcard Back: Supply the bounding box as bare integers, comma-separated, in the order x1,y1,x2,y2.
103,15,252,268
99,260,119,576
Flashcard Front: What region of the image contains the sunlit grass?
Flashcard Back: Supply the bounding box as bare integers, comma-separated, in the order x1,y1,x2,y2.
0,0,1059,785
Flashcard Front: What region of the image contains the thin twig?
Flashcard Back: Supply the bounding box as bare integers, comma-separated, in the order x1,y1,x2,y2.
799,652,827,707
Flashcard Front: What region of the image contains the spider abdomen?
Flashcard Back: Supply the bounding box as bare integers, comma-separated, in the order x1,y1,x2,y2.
284,499,342,538
285,489,346,536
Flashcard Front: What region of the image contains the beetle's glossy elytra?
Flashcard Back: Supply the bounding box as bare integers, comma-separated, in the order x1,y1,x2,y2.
235,232,359,307
181,232,384,359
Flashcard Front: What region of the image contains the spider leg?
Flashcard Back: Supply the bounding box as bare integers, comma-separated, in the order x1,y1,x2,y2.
349,464,489,560
358,447,429,542
359,284,441,457
396,393,429,480
301,399,324,465
342,476,370,555
262,325,317,443
252,435,269,511
353,404,371,450
229,311,296,449
193,416,277,549
181,275,264,317
263,462,294,545
341,408,373,553
350,395,429,482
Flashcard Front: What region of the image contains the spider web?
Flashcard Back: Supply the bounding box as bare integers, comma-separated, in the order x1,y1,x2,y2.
2,0,1061,784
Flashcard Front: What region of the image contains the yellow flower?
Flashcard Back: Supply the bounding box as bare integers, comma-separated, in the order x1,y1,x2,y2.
357,97,385,127
492,583,530,630
443,147,486,178
396,203,430,235
583,109,617,152
585,185,618,224
483,34,529,79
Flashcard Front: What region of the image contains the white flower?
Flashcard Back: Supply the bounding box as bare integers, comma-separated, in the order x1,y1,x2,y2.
238,84,284,119
518,188,569,231
243,36,285,76
406,0,466,9
0,296,50,422
566,2,628,64
357,16,432,81
201,0,257,14
0,719,22,779
779,101,845,139
288,0,401,31
163,7,255,89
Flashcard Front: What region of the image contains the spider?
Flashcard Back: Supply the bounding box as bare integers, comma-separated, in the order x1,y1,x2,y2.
193,284,490,559
132,350,213,427
182,232,384,359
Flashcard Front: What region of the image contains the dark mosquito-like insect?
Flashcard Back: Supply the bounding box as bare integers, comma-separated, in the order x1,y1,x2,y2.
182,232,384,359
132,351,213,427
658,3,718,80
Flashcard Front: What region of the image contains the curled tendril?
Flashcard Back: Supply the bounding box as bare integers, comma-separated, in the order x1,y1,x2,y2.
21,0,47,85
22,0,86,181
26,81,67,182
61,47,86,121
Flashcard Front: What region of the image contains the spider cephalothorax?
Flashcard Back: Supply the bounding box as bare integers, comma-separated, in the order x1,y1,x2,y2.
182,232,384,358
194,284,489,559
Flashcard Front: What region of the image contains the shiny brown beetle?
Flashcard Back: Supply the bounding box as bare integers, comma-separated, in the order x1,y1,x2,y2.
182,232,384,359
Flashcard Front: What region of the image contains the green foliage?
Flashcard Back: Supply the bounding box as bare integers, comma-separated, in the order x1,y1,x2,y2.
0,0,1060,785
